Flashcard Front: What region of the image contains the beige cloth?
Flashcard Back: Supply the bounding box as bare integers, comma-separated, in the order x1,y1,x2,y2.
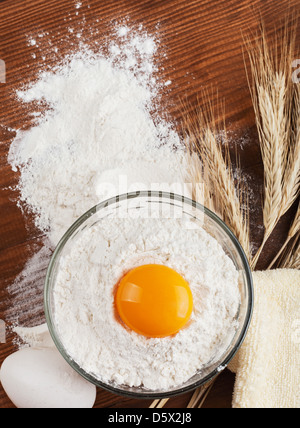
229,269,300,408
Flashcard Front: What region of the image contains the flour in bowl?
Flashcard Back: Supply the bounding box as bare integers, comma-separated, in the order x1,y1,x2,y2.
52,216,241,391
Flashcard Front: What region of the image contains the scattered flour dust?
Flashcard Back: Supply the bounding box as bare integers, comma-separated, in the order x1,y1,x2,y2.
6,23,188,326
53,217,240,390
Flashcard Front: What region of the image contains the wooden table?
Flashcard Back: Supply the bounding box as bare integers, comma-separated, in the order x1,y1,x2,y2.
0,0,299,409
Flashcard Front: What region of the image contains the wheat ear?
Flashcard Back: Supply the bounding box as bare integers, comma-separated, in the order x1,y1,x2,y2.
182,95,251,261
245,21,300,269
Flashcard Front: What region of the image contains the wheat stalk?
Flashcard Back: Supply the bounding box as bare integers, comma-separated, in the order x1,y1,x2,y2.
290,203,300,238
269,202,300,268
279,231,300,269
186,381,214,408
183,95,251,260
149,398,170,409
245,22,300,269
150,380,214,409
281,85,300,212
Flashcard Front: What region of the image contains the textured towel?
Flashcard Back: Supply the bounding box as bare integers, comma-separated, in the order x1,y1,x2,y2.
230,269,300,408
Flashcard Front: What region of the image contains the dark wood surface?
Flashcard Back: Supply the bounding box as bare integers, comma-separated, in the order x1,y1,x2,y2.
0,0,299,409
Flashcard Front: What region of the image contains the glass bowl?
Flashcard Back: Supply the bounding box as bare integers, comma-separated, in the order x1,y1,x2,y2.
44,191,253,399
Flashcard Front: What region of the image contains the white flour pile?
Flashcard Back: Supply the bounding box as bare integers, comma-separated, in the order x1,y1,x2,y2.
53,217,241,390
9,26,187,248
6,25,189,325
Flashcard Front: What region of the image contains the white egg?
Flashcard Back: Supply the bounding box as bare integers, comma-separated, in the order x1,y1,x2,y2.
0,347,97,408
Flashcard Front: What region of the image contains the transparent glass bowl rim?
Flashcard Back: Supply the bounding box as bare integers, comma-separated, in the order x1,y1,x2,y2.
44,191,254,400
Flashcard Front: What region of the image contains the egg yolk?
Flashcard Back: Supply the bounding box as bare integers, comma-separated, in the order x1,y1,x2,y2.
115,264,193,338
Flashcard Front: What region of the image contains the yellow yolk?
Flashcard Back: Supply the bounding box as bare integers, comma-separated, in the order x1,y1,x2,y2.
115,264,193,338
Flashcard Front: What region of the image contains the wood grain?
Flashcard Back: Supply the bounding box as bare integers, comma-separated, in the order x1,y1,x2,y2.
0,0,299,409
